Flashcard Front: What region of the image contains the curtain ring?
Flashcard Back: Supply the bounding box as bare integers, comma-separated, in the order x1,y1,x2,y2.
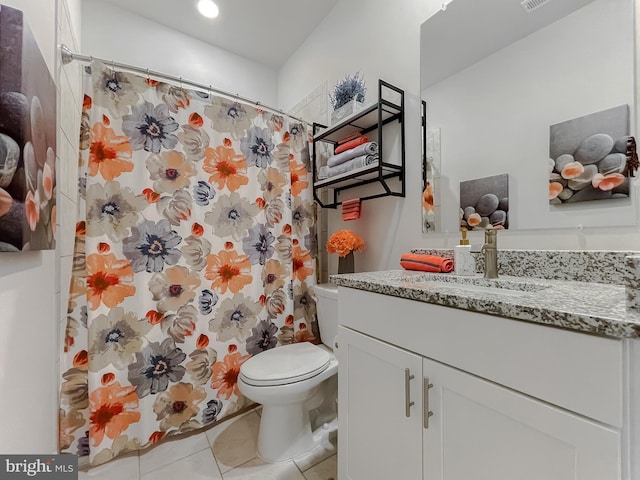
111,59,116,79
146,68,150,81
179,76,183,92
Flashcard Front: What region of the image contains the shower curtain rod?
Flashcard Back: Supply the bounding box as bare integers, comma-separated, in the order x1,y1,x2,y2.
59,44,311,127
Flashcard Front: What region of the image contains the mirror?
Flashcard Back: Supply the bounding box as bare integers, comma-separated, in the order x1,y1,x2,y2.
420,0,636,233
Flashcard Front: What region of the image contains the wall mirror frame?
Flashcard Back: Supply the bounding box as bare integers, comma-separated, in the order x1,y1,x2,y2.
420,0,638,234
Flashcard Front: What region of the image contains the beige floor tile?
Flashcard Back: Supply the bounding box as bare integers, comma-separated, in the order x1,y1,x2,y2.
140,448,222,480
205,411,260,473
84,454,139,479
302,454,337,480
139,432,211,475
222,458,305,480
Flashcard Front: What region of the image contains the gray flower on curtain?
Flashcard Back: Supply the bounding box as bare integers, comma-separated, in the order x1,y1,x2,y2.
208,293,261,342
86,182,148,242
242,223,275,265
293,283,317,324
178,125,210,162
246,319,278,355
201,399,224,425
204,97,254,139
148,265,200,312
198,289,218,315
186,348,217,386
162,304,198,343
88,307,152,371
156,189,193,226
123,219,182,273
93,65,146,118
291,197,314,237
122,102,179,153
193,180,215,206
180,235,212,271
204,192,259,241
241,126,275,168
146,151,196,194
127,338,186,398
157,84,192,113
288,123,308,154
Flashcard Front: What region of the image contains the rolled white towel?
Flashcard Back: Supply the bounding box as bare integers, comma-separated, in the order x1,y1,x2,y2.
327,154,378,177
327,142,378,168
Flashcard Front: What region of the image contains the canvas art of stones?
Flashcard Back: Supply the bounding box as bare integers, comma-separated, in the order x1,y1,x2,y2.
0,4,57,251
460,173,509,231
549,105,630,205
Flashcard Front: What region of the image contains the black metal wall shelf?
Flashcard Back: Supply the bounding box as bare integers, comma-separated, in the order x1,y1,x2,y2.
312,79,405,209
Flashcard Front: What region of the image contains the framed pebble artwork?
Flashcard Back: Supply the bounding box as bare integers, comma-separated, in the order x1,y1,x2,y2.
0,4,57,251
549,104,630,205
460,173,509,231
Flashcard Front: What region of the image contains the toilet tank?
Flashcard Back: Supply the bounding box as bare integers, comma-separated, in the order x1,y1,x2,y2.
313,283,338,349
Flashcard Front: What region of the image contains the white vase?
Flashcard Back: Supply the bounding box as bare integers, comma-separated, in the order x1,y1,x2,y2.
331,99,364,125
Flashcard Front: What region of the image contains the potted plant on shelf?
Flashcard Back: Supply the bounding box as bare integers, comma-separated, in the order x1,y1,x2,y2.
330,72,367,125
326,229,365,274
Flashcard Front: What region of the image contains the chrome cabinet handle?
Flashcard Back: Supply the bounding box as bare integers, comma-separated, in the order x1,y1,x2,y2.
405,368,415,417
424,377,434,429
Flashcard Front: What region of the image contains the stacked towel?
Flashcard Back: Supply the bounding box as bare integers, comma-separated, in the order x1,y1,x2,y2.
400,253,454,273
334,135,369,154
327,154,378,177
327,142,378,168
342,198,361,221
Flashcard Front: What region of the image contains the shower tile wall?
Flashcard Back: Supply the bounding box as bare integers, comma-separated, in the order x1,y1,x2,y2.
288,82,330,283
56,0,83,443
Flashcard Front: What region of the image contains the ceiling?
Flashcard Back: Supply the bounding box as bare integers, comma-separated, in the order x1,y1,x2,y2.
100,0,339,68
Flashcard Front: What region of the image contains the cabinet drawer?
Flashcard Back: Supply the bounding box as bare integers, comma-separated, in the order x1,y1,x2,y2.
339,287,624,427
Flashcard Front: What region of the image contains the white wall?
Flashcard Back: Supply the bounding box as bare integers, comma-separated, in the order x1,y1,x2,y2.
0,0,82,455
278,0,439,274
279,0,640,275
81,0,278,106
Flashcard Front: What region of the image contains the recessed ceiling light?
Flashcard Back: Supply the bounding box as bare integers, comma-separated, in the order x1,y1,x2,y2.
197,0,219,19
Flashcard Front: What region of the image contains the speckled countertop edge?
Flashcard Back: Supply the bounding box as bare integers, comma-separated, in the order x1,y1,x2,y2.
330,270,640,339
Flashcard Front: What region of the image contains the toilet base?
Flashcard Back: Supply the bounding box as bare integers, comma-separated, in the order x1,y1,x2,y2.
257,402,338,463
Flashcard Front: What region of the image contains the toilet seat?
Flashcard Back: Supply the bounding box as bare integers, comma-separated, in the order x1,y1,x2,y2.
240,342,331,387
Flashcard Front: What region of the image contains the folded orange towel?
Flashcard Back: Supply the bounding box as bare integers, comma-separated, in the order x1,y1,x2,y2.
334,136,369,154
400,254,454,273
337,133,363,145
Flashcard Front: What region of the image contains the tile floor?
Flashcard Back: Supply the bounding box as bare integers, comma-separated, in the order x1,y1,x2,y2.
79,408,337,480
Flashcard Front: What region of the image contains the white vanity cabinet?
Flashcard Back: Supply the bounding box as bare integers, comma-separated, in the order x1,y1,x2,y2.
337,287,636,480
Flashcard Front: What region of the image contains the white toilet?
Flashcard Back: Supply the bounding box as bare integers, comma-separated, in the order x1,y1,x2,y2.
238,283,339,463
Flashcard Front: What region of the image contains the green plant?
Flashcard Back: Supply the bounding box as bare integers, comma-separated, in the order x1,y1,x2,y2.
330,72,366,110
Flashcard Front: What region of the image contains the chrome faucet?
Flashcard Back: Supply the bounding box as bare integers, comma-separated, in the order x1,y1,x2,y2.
481,229,498,279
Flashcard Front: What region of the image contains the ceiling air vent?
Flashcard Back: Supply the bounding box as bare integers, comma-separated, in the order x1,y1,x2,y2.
520,0,552,13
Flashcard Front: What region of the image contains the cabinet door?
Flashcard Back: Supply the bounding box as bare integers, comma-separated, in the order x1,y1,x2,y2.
338,326,423,480
423,357,621,480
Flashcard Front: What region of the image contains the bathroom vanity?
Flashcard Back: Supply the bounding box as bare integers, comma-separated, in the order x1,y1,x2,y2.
333,268,640,480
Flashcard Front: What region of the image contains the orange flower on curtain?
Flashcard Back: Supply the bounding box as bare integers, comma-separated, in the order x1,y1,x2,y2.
204,249,252,294
203,145,249,191
89,122,133,181
89,381,141,446
211,349,250,400
86,252,136,310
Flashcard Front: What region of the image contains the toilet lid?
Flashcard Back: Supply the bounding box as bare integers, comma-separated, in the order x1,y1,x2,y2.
240,342,331,387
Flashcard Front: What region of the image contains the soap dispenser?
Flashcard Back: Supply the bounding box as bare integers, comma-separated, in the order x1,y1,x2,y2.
454,228,475,276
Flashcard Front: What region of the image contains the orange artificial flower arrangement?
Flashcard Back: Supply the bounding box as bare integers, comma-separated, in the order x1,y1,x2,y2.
326,229,365,257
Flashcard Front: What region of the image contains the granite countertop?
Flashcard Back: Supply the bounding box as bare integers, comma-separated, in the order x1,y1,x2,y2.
330,269,640,339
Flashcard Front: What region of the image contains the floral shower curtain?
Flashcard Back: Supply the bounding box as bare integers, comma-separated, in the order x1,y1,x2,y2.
59,61,318,465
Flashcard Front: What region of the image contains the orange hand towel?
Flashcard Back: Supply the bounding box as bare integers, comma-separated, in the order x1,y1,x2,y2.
334,136,369,154
400,254,454,273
